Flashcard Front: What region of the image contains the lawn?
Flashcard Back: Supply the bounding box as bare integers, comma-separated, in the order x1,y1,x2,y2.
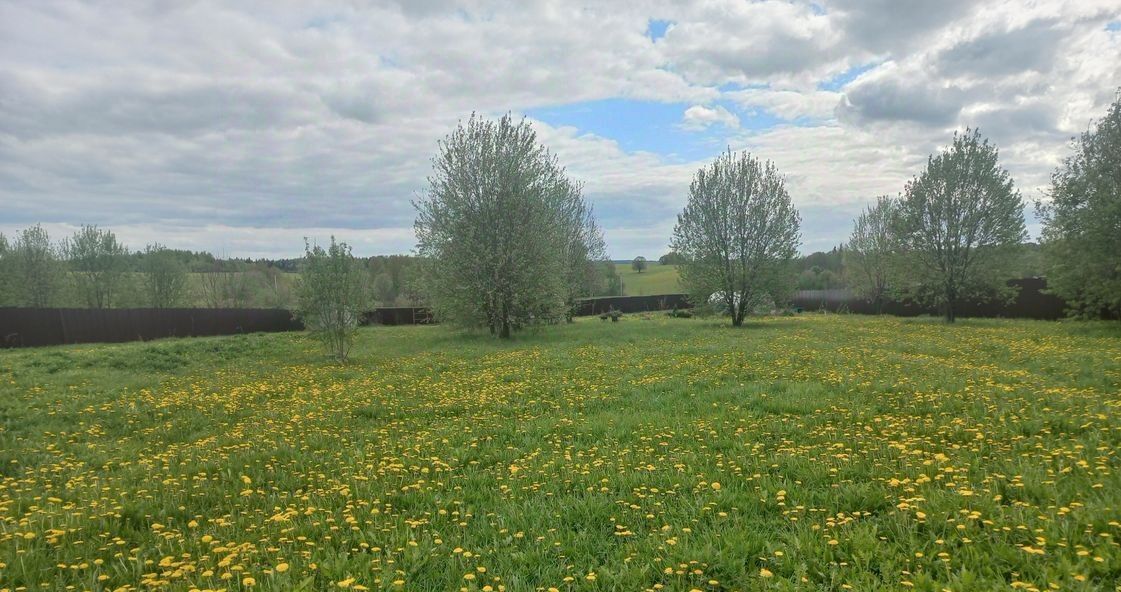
618,263,681,295
1,315,1120,591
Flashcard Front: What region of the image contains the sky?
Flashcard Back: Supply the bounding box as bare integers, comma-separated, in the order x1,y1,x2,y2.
1,1,1119,259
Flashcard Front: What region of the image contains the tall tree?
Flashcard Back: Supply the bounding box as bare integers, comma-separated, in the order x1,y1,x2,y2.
198,260,252,308
672,149,801,327
371,272,396,306
63,225,129,308
140,243,189,308
0,233,11,306
296,238,367,362
1038,93,1121,319
9,225,65,307
414,114,602,338
557,188,607,319
894,129,1026,322
844,196,899,312
631,256,647,273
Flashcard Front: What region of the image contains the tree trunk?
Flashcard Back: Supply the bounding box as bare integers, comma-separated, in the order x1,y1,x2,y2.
945,299,956,323
499,299,511,339
731,302,744,327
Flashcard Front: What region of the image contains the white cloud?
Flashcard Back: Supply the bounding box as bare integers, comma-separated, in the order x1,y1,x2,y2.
680,104,740,130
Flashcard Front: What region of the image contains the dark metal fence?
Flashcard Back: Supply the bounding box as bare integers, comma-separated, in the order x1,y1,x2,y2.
574,294,691,316
359,307,434,326
792,278,1068,320
0,280,1077,348
0,307,303,348
0,306,445,348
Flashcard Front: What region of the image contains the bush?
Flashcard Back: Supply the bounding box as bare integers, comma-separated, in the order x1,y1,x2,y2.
667,307,693,318
296,237,367,362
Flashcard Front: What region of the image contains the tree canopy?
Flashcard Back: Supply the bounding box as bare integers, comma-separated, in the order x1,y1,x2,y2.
1039,92,1121,319
894,129,1026,322
672,149,801,326
414,114,604,337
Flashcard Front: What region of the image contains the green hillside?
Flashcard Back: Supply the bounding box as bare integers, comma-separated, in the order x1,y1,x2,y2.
616,262,681,295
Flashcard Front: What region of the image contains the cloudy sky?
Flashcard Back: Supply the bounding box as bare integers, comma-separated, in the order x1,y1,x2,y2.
2,1,1119,258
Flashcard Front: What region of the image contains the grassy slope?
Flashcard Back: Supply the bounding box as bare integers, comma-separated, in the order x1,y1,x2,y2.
617,263,681,295
2,316,1120,591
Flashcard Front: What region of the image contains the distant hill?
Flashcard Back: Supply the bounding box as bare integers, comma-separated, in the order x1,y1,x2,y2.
616,263,682,295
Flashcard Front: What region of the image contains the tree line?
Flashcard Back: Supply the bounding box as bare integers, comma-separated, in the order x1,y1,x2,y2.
6,93,1118,358
844,95,1120,323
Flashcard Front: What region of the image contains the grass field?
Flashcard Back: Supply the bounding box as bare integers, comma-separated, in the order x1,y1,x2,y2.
2,315,1120,591
618,263,681,295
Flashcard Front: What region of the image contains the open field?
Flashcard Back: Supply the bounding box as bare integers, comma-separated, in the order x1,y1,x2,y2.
2,315,1120,591
618,263,682,296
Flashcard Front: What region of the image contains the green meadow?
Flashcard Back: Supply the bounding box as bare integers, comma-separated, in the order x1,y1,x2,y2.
2,315,1120,591
617,263,682,296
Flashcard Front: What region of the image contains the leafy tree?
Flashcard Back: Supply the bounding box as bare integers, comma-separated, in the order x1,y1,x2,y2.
140,243,189,308
796,266,844,291
1038,93,1121,319
0,233,10,306
296,237,367,361
198,260,252,308
63,225,129,308
256,264,295,309
371,272,396,306
414,114,602,338
894,129,1026,322
672,149,801,327
558,197,607,319
658,251,686,266
591,261,623,296
795,247,845,274
844,196,899,312
631,256,648,273
8,225,65,307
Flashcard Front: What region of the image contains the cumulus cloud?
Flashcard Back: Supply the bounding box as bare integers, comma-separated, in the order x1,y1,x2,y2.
658,0,841,84
836,66,969,127
937,19,1069,76
680,104,740,130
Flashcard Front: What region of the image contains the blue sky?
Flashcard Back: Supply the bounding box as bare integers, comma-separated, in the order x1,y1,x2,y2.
527,98,792,162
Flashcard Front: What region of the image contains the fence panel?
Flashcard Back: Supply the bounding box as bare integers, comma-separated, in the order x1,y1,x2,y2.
0,280,1077,348
574,294,691,316
791,278,1067,320
0,308,303,348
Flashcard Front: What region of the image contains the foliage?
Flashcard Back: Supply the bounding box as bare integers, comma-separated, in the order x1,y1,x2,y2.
295,237,367,361
843,196,899,311
140,243,190,308
371,272,396,306
0,233,10,305
658,251,686,265
631,256,647,273
795,266,845,291
794,246,845,274
197,260,254,308
4,224,65,307
672,149,801,326
894,129,1026,322
62,225,131,308
414,113,603,338
3,316,1120,590
1038,92,1121,319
